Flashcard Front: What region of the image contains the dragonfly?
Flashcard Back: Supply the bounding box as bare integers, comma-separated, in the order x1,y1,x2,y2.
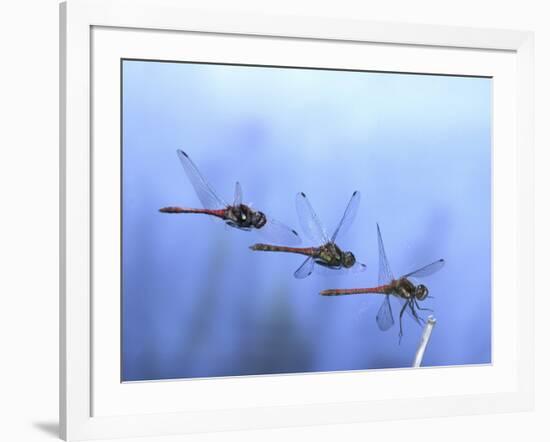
320,223,445,341
159,149,301,245
249,191,367,279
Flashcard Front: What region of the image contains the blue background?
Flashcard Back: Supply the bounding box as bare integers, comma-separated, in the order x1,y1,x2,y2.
122,60,491,381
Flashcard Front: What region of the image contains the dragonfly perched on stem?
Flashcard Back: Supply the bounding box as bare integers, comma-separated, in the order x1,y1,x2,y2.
159,150,301,245
250,191,367,279
320,224,445,342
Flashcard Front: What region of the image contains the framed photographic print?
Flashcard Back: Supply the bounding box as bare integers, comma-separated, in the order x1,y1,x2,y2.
60,0,534,440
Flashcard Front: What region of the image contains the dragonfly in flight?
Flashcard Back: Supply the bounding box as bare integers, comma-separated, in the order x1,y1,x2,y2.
159,150,301,245
250,191,367,279
320,224,445,341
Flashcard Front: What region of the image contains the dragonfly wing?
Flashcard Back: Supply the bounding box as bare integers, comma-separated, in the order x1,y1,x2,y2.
314,264,339,276
314,260,367,276
376,295,395,331
403,259,445,279
350,261,367,274
233,181,243,206
331,191,360,242
295,192,330,245
294,257,315,279
176,150,227,210
257,216,301,246
377,223,394,286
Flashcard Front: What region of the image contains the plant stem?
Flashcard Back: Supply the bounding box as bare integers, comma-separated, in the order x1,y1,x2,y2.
412,315,436,367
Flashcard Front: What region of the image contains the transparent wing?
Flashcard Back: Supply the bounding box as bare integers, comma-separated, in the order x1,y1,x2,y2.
176,149,227,210
377,223,394,286
233,181,243,206
314,264,341,276
376,295,395,331
257,216,301,246
294,257,315,279
331,191,360,242
313,261,367,276
403,259,445,279
349,261,367,273
295,192,330,245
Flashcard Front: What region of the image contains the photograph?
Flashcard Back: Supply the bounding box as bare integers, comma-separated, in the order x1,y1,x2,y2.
121,59,492,382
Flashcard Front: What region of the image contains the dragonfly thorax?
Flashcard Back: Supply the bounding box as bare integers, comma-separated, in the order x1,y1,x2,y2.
316,243,356,269
225,204,267,229
393,278,429,301
393,278,416,299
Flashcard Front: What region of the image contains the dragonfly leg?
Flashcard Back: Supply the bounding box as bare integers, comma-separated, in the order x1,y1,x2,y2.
398,301,408,344
410,301,425,325
414,298,433,313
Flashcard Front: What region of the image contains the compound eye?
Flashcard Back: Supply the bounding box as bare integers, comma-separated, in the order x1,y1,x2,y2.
344,252,356,268
255,212,267,229
416,285,429,300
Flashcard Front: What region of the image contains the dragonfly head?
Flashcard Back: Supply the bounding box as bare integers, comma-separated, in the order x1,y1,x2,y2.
251,210,267,229
342,251,356,268
230,205,266,229
415,284,429,301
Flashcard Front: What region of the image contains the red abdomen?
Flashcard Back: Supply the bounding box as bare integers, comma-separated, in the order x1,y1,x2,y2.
159,207,226,219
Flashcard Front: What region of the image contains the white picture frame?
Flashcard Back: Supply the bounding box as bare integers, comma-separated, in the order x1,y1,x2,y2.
60,0,534,440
